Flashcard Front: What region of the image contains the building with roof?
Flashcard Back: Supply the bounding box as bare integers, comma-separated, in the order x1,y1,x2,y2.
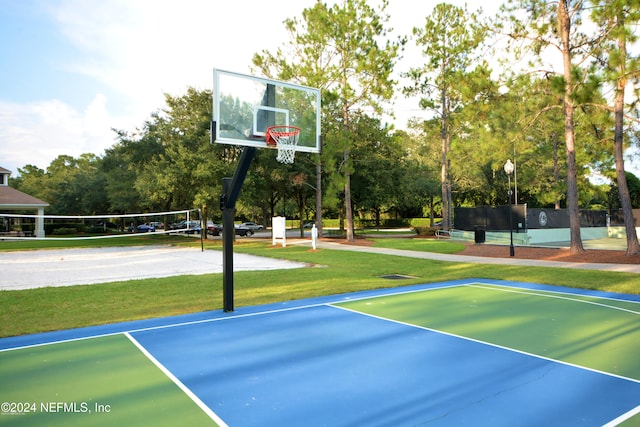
0,166,49,238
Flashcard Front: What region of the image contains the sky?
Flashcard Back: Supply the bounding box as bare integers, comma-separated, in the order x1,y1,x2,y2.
0,0,638,179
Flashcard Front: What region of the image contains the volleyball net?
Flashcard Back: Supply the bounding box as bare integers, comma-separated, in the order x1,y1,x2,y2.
0,209,202,240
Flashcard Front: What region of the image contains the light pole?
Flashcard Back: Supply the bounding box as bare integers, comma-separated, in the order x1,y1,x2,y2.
504,159,515,257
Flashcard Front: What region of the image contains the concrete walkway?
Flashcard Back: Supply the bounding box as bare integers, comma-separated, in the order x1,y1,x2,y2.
289,239,640,274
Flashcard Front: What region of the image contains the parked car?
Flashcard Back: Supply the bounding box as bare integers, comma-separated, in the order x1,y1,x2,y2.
183,221,202,234
234,224,253,237
207,222,223,236
168,220,201,233
169,220,186,230
240,222,264,231
207,223,254,237
129,223,155,233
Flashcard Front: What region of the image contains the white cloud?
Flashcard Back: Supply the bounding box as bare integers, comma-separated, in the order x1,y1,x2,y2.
0,95,120,173
48,0,305,122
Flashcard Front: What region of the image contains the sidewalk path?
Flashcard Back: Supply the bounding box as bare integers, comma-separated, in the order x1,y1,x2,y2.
290,239,640,274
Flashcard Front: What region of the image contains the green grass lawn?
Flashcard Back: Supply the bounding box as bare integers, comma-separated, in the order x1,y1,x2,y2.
369,237,466,252
0,237,638,338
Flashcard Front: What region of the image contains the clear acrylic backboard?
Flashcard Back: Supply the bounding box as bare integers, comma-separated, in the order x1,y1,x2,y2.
212,69,321,154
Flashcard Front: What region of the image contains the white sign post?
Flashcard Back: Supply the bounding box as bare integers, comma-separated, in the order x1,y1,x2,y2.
311,224,318,250
272,216,286,247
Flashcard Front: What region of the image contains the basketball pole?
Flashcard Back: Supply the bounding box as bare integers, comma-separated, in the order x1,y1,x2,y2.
221,146,257,312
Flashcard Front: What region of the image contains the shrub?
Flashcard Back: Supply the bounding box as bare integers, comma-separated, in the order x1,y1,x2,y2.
356,218,411,229
86,226,112,234
45,223,85,234
412,226,437,237
51,227,78,235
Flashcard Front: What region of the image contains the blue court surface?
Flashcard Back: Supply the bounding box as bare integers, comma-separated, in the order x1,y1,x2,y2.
1,279,639,426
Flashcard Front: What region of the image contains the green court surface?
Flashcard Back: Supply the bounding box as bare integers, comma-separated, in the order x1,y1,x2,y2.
339,284,640,381
0,334,216,426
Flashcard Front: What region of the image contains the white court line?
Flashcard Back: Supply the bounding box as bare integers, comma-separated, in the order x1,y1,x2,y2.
603,404,640,427
481,282,640,305
330,303,640,385
0,282,465,353
124,332,228,427
468,283,640,315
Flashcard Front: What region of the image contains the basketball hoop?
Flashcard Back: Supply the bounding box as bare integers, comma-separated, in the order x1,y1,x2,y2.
266,125,300,164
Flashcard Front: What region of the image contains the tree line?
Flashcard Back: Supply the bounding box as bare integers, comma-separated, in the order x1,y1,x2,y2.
9,0,640,255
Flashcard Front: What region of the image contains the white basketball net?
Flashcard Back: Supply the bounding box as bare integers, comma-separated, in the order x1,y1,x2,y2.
268,126,300,164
